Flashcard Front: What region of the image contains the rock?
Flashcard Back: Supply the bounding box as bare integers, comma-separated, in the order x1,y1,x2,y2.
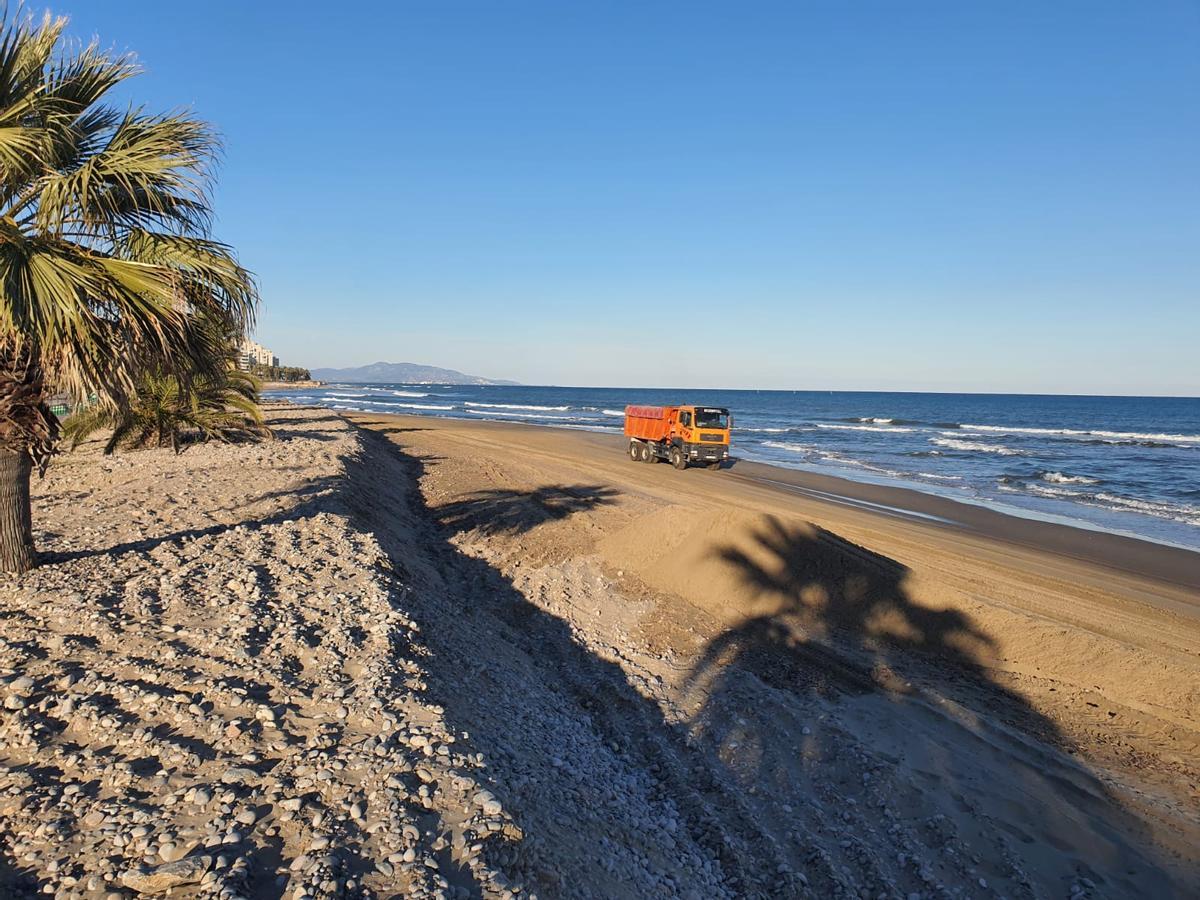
473,790,496,809
8,675,35,695
121,855,211,893
220,767,257,786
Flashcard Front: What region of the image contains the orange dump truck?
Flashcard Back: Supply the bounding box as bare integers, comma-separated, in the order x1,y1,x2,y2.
624,405,732,469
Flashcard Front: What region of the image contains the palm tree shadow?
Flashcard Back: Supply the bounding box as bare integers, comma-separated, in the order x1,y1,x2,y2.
694,517,993,690
434,485,619,538
684,514,1192,897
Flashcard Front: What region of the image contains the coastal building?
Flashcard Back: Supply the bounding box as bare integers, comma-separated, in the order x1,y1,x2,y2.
238,338,279,370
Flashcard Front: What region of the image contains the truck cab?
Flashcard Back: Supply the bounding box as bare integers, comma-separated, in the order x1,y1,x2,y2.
673,406,732,464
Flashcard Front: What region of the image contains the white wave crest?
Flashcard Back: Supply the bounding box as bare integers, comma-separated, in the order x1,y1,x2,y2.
961,424,1200,444
602,409,625,417
464,409,569,420
999,481,1200,527
464,401,569,411
930,438,1023,455
762,440,815,454
388,402,454,410
740,426,790,433
1041,471,1100,485
857,417,895,424
1094,493,1200,525
818,423,914,433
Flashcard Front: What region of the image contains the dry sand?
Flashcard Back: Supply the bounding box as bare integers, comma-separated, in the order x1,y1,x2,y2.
1,405,1197,899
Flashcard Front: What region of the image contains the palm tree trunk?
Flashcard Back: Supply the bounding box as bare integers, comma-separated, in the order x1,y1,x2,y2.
0,334,60,573
0,449,34,573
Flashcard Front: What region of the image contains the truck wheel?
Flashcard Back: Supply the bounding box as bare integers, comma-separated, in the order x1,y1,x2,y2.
671,447,687,470
642,443,658,463
629,440,641,461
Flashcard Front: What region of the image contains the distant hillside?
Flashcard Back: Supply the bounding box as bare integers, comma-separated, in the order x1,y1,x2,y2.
310,361,518,385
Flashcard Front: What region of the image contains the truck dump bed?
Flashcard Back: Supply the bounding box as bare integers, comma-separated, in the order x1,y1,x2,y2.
624,405,677,442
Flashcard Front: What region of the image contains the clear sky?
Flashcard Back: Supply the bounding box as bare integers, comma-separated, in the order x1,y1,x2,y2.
63,1,1198,394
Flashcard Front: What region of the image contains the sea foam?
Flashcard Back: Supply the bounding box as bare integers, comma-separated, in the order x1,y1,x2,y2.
817,423,915,433
464,401,570,411
1040,471,1100,485
931,438,1023,456
962,424,1200,445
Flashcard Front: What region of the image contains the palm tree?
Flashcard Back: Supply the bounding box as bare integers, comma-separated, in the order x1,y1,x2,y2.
63,365,269,454
0,10,257,572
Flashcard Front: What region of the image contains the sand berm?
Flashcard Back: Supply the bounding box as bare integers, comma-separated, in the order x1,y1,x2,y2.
1,405,1197,899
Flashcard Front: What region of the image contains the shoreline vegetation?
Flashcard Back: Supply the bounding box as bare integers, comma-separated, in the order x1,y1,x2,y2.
3,404,1196,897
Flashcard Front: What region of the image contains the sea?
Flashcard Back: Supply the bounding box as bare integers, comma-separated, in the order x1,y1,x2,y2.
264,384,1200,552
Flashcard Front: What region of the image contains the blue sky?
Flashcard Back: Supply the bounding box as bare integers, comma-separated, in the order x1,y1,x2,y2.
64,1,1199,394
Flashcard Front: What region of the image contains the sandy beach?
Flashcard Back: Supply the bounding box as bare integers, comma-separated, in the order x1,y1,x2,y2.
2,405,1197,899
345,411,1200,897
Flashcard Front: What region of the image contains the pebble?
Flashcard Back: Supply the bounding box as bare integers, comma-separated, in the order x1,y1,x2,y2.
120,855,211,893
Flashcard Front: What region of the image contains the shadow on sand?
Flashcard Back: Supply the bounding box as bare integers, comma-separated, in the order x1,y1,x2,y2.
434,484,619,537
683,514,1188,897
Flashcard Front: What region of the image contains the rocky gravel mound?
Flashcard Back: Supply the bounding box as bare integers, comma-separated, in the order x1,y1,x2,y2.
1,408,525,899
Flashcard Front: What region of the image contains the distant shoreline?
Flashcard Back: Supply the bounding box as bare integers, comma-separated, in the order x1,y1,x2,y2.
261,379,324,390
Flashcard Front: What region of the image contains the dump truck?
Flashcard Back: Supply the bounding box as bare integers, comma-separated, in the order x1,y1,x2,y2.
624,405,732,469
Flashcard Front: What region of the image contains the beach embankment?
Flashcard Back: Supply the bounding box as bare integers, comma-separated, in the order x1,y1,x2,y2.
2,405,1197,898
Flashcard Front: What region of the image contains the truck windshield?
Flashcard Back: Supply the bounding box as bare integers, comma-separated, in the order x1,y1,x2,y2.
695,409,729,429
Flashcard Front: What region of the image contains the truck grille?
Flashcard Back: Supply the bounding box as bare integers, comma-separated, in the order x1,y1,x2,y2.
700,433,725,442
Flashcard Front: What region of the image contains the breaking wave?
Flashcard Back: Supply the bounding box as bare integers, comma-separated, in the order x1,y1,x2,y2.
762,440,816,455
1000,482,1200,527
464,409,571,420
1040,471,1100,485
464,401,570,411
818,423,915,433
961,424,1200,446
930,438,1024,456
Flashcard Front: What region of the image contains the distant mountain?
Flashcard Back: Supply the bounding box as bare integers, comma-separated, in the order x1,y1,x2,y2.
310,361,518,385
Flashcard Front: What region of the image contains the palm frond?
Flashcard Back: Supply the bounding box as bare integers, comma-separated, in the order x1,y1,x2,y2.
0,7,258,442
